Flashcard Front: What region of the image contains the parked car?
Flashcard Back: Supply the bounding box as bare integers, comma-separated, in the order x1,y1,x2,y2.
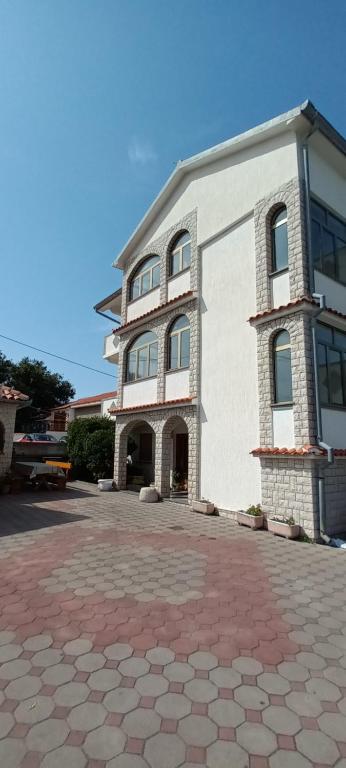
17,433,58,443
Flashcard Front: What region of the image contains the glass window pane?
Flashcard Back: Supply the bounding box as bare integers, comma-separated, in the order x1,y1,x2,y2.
180,329,190,368
273,208,287,226
171,251,180,276
328,213,346,241
275,347,292,403
182,243,191,269
336,239,346,284
136,255,159,276
318,344,329,404
137,347,148,379
171,315,189,333
175,231,190,248
127,352,137,381
131,331,157,351
148,343,158,377
322,229,336,279
141,271,150,294
334,330,346,352
275,330,290,349
169,335,179,369
152,264,160,287
317,324,333,345
312,220,321,270
272,223,288,271
327,348,343,405
131,278,140,300
311,200,326,224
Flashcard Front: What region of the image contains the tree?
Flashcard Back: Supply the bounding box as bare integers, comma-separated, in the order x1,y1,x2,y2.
67,416,115,481
0,352,75,431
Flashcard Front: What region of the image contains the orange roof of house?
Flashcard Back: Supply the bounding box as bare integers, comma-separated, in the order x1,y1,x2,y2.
251,445,346,457
69,390,118,408
0,385,29,403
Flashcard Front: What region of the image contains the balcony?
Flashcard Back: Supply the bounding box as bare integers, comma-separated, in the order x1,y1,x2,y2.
103,332,119,364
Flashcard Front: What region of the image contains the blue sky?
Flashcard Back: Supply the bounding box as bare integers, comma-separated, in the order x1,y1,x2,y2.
1,0,345,398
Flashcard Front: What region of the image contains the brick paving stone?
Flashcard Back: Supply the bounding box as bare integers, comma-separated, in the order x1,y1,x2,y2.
40,745,86,768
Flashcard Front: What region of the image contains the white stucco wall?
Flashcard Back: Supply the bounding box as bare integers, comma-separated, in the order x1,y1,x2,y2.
272,407,294,448
314,271,346,314
322,408,346,449
167,270,191,301
200,217,261,511
309,139,346,222
165,369,189,401
127,288,160,322
101,397,117,420
271,271,290,308
122,378,158,408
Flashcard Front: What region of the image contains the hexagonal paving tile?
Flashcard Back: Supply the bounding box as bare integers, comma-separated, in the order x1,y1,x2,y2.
207,740,249,768
306,677,342,702
318,712,346,740
5,674,42,701
67,701,106,731
188,651,218,670
23,635,53,652
285,691,323,718
54,681,89,707
40,746,86,768
63,639,92,655
144,733,186,768
146,647,175,665
324,666,346,686
262,705,301,735
118,657,150,678
75,652,105,672
155,692,191,719
208,698,245,727
135,673,169,697
0,659,31,679
237,722,277,756
0,644,22,662
31,648,63,667
15,695,55,724
104,687,140,713
164,662,195,683
42,663,75,686
257,672,291,695
84,725,126,759
277,661,309,682
234,684,269,710
122,708,161,738
0,738,25,768
27,718,69,752
104,643,133,660
232,656,263,675
178,714,218,746
296,729,340,765
184,678,218,703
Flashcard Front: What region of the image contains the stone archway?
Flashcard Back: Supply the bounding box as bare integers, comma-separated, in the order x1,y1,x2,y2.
114,418,157,491
161,415,190,499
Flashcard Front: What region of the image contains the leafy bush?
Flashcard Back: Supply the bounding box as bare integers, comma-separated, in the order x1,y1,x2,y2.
245,504,262,517
67,417,115,482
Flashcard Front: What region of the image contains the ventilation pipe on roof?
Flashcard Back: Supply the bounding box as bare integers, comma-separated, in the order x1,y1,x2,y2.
302,127,333,544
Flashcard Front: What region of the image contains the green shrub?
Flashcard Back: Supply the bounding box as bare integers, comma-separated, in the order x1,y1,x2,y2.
67,417,115,482
246,504,262,517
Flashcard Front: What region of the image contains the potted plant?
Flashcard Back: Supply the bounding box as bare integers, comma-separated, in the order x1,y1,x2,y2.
267,515,300,539
192,498,215,515
237,504,264,529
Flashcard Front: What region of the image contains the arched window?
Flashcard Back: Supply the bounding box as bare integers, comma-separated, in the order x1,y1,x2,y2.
170,231,191,276
126,331,158,382
0,421,4,453
271,207,288,272
168,315,190,370
273,330,292,403
130,255,160,301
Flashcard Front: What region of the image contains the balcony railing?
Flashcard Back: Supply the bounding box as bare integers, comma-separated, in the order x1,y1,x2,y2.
103,332,119,364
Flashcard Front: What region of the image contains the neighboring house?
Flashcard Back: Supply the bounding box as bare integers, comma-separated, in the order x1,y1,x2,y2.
96,100,346,540
43,391,118,438
0,385,29,476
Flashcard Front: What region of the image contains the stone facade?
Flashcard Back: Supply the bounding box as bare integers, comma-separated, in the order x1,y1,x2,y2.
254,177,308,313
259,456,318,538
323,459,346,536
0,402,17,477
113,405,198,501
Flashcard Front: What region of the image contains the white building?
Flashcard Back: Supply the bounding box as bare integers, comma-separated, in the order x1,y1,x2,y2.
96,101,346,539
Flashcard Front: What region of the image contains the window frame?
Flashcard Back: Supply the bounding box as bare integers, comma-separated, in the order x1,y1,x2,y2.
311,199,346,286
167,315,190,371
169,232,191,277
273,330,293,405
271,207,288,274
129,256,160,302
317,322,346,409
126,332,158,383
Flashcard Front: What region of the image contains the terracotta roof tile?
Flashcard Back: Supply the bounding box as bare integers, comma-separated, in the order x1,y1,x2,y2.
109,396,195,414
0,385,29,403
251,445,346,457
69,390,118,408
115,291,195,334
248,296,315,323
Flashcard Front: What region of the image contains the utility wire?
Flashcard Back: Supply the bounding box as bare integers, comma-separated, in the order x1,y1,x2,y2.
0,333,115,378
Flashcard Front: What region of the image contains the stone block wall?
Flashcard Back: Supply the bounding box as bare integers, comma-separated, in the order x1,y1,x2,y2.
0,403,17,477
323,459,346,536
260,456,319,538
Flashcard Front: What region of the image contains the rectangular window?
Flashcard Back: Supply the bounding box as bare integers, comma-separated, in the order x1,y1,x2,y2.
152,264,160,287
127,351,137,382
169,334,179,369
180,329,190,368
171,251,180,276
317,324,346,408
273,224,289,272
148,343,158,377
141,271,150,294
137,347,148,379
275,348,293,403
131,278,140,300
182,243,191,270
311,199,346,285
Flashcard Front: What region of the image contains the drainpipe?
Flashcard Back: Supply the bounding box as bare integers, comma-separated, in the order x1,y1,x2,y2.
94,308,121,326
302,135,333,543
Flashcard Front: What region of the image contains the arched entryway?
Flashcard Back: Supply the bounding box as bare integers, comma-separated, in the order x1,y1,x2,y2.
161,415,189,500
124,420,156,491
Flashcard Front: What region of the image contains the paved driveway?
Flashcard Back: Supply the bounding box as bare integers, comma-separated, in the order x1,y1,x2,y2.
0,483,346,768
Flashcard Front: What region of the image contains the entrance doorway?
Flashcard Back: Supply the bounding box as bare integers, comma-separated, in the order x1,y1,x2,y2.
126,421,155,491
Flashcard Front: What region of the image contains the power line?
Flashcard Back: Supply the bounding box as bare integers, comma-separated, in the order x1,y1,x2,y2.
0,333,115,378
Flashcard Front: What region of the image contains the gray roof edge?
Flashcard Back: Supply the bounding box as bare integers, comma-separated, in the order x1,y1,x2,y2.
94,287,122,311
114,100,345,269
